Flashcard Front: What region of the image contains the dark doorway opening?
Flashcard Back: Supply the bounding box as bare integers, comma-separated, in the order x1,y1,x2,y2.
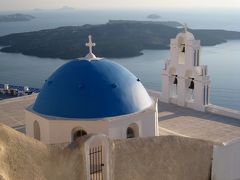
72,129,87,141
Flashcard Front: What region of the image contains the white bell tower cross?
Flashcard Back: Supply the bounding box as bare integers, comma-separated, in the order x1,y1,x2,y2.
160,25,211,112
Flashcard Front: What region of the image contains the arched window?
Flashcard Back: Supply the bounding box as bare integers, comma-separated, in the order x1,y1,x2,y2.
127,127,135,138
126,123,139,139
72,128,87,141
33,120,40,140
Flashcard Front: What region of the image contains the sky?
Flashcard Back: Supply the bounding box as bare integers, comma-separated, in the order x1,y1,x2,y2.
0,0,240,11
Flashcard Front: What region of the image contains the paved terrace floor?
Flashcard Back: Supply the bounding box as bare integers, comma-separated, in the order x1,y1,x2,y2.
0,94,240,144
0,94,36,130
158,101,240,144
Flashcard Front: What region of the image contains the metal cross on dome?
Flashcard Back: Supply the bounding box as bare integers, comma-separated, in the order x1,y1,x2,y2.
86,35,96,54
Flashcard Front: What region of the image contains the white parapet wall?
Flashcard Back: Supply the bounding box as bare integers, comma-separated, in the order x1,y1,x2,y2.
206,104,240,120
148,89,240,120
147,89,161,99
0,93,37,104
212,139,240,180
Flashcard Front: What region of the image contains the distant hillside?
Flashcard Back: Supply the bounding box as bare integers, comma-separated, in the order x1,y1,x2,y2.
0,21,240,59
108,20,182,28
0,13,35,22
147,14,161,19
58,6,75,11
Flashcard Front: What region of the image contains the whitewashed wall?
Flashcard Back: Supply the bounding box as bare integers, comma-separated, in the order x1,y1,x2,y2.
48,120,108,144
25,97,158,144
25,109,50,143
212,139,240,180
108,98,158,138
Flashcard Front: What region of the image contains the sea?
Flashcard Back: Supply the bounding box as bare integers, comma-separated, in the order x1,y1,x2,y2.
0,9,239,110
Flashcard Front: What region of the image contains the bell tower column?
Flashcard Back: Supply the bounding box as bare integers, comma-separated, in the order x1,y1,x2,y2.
176,76,186,107
188,66,210,111
161,60,171,103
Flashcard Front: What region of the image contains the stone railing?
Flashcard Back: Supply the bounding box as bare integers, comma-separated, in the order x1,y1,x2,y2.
206,104,240,120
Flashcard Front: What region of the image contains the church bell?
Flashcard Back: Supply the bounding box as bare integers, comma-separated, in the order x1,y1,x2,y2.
189,78,194,89
181,44,185,53
173,75,178,85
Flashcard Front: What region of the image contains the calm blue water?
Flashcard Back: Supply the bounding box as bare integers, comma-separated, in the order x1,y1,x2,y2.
0,40,239,110
0,10,239,110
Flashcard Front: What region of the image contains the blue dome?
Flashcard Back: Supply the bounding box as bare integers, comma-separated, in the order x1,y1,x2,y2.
33,59,152,119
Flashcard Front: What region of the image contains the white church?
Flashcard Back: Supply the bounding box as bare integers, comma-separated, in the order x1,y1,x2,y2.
25,35,159,144
25,26,212,144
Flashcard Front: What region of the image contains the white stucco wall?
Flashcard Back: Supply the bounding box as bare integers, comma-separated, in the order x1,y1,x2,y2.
25,97,158,144
108,98,158,138
212,139,240,180
108,113,143,139
206,105,240,120
25,109,50,143
25,108,108,144
48,120,108,144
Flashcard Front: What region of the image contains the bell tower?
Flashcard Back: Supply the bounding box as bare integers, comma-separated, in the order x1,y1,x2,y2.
161,25,210,112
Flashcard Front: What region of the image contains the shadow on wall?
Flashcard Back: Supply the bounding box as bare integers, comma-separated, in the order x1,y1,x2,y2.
0,124,86,180
111,136,213,180
0,124,213,180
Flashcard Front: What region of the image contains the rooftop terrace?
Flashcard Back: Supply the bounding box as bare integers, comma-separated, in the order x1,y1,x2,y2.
158,101,240,145
0,92,240,144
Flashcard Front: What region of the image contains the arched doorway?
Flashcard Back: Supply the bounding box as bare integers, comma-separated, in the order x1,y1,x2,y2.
33,120,40,140
72,127,87,141
86,135,109,180
126,123,139,138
